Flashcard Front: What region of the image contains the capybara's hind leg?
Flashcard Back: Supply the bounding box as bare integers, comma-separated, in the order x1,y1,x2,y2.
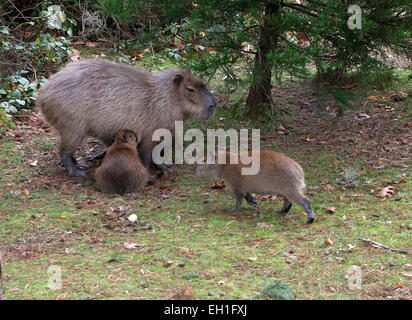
231,191,244,211
283,191,315,224
302,197,316,224
244,192,257,208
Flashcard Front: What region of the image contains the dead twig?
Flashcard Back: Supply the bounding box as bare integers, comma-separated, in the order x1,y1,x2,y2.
358,238,409,254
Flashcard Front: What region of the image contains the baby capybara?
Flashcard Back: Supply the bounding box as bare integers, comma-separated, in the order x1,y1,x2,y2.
195,150,316,224
36,59,217,177
95,129,149,195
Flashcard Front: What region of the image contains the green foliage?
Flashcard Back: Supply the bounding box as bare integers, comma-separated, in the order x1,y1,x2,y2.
0,6,74,117
0,108,14,134
0,70,41,114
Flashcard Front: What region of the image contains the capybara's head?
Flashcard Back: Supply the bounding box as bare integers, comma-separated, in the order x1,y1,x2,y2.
173,69,217,120
114,129,138,146
194,151,221,178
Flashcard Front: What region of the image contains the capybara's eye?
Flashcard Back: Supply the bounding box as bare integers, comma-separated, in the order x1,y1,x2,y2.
186,87,195,92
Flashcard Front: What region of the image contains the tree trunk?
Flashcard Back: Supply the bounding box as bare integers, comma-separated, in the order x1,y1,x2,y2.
245,0,281,118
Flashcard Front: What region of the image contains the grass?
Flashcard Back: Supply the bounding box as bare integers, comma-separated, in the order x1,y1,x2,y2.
0,125,411,299
0,52,411,299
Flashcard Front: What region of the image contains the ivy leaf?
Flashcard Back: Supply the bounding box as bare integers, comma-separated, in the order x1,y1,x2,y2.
0,26,10,34
17,77,30,86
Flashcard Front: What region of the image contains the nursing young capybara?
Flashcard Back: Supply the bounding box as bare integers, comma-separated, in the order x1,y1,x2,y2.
95,129,149,195
36,59,217,177
195,150,316,224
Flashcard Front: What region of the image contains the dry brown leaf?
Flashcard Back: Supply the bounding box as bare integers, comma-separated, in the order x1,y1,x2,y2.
29,160,38,167
247,256,257,261
341,83,357,89
324,239,335,246
210,182,225,189
256,222,274,229
23,188,30,196
256,195,277,201
69,48,80,62
324,184,334,191
168,285,194,300
124,242,142,249
368,94,390,100
130,53,143,58
376,186,395,198
326,207,336,214
86,41,98,47
394,282,405,289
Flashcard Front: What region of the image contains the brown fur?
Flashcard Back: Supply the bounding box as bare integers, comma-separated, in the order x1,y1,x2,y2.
95,129,149,194
36,59,216,177
195,150,316,223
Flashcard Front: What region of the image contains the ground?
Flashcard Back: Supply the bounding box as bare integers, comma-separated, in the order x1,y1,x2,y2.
0,70,411,300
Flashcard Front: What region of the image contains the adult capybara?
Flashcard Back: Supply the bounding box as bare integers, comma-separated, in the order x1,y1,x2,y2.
36,59,217,177
195,150,316,224
95,129,149,194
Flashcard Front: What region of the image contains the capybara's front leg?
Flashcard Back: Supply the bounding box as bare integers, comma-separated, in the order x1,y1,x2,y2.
60,152,87,178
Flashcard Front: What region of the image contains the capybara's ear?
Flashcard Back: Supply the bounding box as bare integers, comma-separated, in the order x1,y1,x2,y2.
173,74,183,86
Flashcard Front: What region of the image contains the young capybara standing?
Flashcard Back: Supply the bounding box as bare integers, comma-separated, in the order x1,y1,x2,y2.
95,129,149,195
36,59,217,177
195,150,316,224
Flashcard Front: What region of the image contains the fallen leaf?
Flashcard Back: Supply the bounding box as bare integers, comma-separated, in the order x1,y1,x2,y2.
256,222,274,229
341,83,357,89
324,184,334,191
124,242,142,249
29,160,38,167
86,41,98,47
130,53,143,58
368,94,389,100
23,188,30,196
326,207,336,214
247,256,257,261
376,186,395,198
168,285,194,300
163,260,174,267
256,195,277,201
394,282,405,289
210,182,225,189
58,215,67,219
69,48,80,61
324,239,335,246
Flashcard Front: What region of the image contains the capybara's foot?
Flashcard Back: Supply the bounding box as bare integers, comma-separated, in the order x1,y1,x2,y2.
244,193,257,207
70,169,88,178
306,216,316,224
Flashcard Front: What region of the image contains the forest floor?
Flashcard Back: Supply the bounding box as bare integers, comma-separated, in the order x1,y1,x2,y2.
0,59,411,299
